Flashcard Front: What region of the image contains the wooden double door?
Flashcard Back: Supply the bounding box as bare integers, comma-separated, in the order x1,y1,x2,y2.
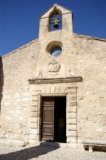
41,97,66,142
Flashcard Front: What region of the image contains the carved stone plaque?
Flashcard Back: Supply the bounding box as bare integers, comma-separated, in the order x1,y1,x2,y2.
48,59,61,75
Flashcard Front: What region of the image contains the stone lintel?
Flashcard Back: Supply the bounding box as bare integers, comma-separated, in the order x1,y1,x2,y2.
28,77,82,84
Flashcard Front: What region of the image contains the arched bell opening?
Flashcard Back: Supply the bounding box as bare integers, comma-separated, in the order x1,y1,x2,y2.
49,9,62,31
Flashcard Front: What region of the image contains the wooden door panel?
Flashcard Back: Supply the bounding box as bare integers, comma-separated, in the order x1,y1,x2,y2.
41,97,54,141
43,127,53,135
43,110,53,122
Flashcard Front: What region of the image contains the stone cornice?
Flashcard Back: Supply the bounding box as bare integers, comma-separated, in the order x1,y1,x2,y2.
28,77,83,84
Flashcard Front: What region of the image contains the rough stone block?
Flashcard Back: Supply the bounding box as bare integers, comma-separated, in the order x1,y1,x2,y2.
69,102,77,106
29,139,37,144
32,90,41,96
3,95,11,99
67,113,77,119
31,101,38,106
0,139,25,147
29,134,37,140
67,131,77,137
30,122,38,128
23,92,30,97
4,102,10,105
32,96,38,101
67,125,77,131
15,93,20,98
68,88,76,94
30,85,36,91
30,107,38,112
67,95,77,101
30,129,38,134
30,117,38,123
5,116,12,120
67,119,77,125
67,107,77,113
30,111,38,117
22,98,30,102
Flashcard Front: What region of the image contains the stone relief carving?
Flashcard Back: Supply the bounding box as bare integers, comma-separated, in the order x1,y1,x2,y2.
69,69,75,77
48,59,61,75
69,64,75,77
36,70,43,79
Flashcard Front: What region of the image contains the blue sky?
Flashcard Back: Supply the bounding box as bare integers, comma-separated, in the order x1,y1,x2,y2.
0,0,106,56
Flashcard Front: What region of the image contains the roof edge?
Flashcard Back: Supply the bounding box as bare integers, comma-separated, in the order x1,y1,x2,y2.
74,33,106,42
2,38,39,58
40,3,72,18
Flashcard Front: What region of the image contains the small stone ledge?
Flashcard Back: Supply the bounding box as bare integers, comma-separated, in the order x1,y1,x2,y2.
79,139,106,152
0,139,26,147
81,139,106,145
28,77,83,84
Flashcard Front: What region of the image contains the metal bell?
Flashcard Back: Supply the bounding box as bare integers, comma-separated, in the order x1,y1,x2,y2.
53,17,60,28
53,22,59,28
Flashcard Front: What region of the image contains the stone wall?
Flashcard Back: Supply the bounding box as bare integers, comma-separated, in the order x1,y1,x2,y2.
0,32,106,146
35,31,106,144
0,39,40,143
74,35,106,144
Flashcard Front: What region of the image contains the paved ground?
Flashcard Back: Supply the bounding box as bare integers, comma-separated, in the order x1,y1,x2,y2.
0,144,106,160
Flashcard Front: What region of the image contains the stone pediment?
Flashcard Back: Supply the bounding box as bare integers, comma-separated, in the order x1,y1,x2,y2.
41,4,72,18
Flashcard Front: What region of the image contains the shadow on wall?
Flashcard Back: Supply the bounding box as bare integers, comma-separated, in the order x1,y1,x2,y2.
0,57,3,115
0,142,60,160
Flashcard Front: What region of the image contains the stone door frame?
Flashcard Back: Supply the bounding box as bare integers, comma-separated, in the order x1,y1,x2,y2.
28,77,82,148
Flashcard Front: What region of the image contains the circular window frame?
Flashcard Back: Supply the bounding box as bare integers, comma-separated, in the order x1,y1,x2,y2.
50,46,62,57
46,41,63,58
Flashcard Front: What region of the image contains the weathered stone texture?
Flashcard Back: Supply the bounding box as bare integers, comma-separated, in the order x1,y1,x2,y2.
75,36,106,141
0,4,106,147
0,40,40,143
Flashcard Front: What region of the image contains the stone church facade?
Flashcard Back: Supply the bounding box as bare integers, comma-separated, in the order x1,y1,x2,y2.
0,4,106,149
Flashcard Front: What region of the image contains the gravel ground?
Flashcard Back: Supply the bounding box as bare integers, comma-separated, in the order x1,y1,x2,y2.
0,144,106,160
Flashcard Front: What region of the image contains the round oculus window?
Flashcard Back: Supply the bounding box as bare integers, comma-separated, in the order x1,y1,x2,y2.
50,46,62,57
